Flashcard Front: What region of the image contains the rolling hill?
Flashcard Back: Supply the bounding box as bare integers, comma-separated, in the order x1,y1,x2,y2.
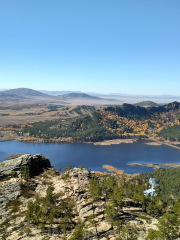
4,88,49,97
0,88,108,105
0,92,25,102
2,89,101,100
57,92,101,100
40,90,82,96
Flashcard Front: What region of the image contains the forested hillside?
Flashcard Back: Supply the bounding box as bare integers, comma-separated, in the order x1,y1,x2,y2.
18,101,180,142
131,168,180,208
21,112,117,141
158,125,180,141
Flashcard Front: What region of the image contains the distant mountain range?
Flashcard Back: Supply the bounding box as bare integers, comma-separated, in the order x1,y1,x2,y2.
1,88,180,98
39,90,180,99
1,88,180,105
0,88,102,102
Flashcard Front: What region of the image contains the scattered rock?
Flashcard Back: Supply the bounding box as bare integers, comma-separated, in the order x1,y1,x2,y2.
0,155,160,240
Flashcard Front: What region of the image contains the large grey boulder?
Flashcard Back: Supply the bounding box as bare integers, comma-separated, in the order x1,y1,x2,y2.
68,167,91,181
0,154,31,178
0,154,51,179
85,221,112,239
0,154,51,218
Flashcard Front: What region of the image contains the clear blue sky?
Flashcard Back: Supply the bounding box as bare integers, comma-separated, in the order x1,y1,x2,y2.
0,0,180,95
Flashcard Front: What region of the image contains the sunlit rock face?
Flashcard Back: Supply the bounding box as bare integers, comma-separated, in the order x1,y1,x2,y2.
0,154,51,180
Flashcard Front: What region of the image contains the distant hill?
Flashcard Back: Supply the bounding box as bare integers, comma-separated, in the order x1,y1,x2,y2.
0,92,25,101
105,101,180,118
2,89,100,100
4,88,50,97
165,101,180,110
134,101,159,107
40,90,82,96
57,92,101,100
0,88,110,105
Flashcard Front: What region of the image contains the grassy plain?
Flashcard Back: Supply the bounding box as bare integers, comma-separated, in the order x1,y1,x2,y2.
0,103,98,127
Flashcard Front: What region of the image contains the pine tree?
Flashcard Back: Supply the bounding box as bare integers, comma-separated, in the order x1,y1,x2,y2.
110,185,124,213
173,199,180,216
59,216,71,233
105,203,118,228
146,213,180,240
33,195,41,227
113,220,122,238
88,177,102,239
26,200,34,222
41,186,56,219
25,228,31,236
65,165,72,172
87,214,100,239
145,229,160,240
157,213,180,239
118,222,138,240
89,178,102,201
69,223,84,240
100,177,109,201
21,166,30,180
58,166,63,173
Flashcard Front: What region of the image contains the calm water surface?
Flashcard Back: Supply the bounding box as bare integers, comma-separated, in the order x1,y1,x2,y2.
0,140,180,174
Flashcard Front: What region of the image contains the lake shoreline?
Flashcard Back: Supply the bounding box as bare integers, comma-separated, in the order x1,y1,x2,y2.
17,138,180,150
1,129,180,150
1,135,180,152
1,140,180,174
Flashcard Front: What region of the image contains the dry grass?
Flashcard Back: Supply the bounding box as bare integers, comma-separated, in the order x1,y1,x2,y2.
0,103,99,127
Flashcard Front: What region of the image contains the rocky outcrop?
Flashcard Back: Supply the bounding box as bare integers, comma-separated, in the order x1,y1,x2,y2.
68,167,91,180
85,222,112,239
0,180,21,209
0,156,159,240
0,154,51,180
0,154,51,233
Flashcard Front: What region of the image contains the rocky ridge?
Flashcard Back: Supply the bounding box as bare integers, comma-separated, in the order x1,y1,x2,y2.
0,155,158,240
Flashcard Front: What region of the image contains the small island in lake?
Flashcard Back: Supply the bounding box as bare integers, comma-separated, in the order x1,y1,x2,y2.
127,162,180,169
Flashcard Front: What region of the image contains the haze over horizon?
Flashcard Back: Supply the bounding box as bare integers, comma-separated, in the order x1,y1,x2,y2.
0,1,180,95
1,87,180,98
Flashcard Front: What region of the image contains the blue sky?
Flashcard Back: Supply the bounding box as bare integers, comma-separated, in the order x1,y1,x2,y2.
0,0,180,95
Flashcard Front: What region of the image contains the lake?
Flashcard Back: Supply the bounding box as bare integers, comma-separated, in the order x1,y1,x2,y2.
0,140,180,174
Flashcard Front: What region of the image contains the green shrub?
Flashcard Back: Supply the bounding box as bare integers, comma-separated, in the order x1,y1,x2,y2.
78,165,84,170
20,166,30,180
65,165,73,172
20,183,35,198
6,199,22,213
0,219,11,229
11,171,17,178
